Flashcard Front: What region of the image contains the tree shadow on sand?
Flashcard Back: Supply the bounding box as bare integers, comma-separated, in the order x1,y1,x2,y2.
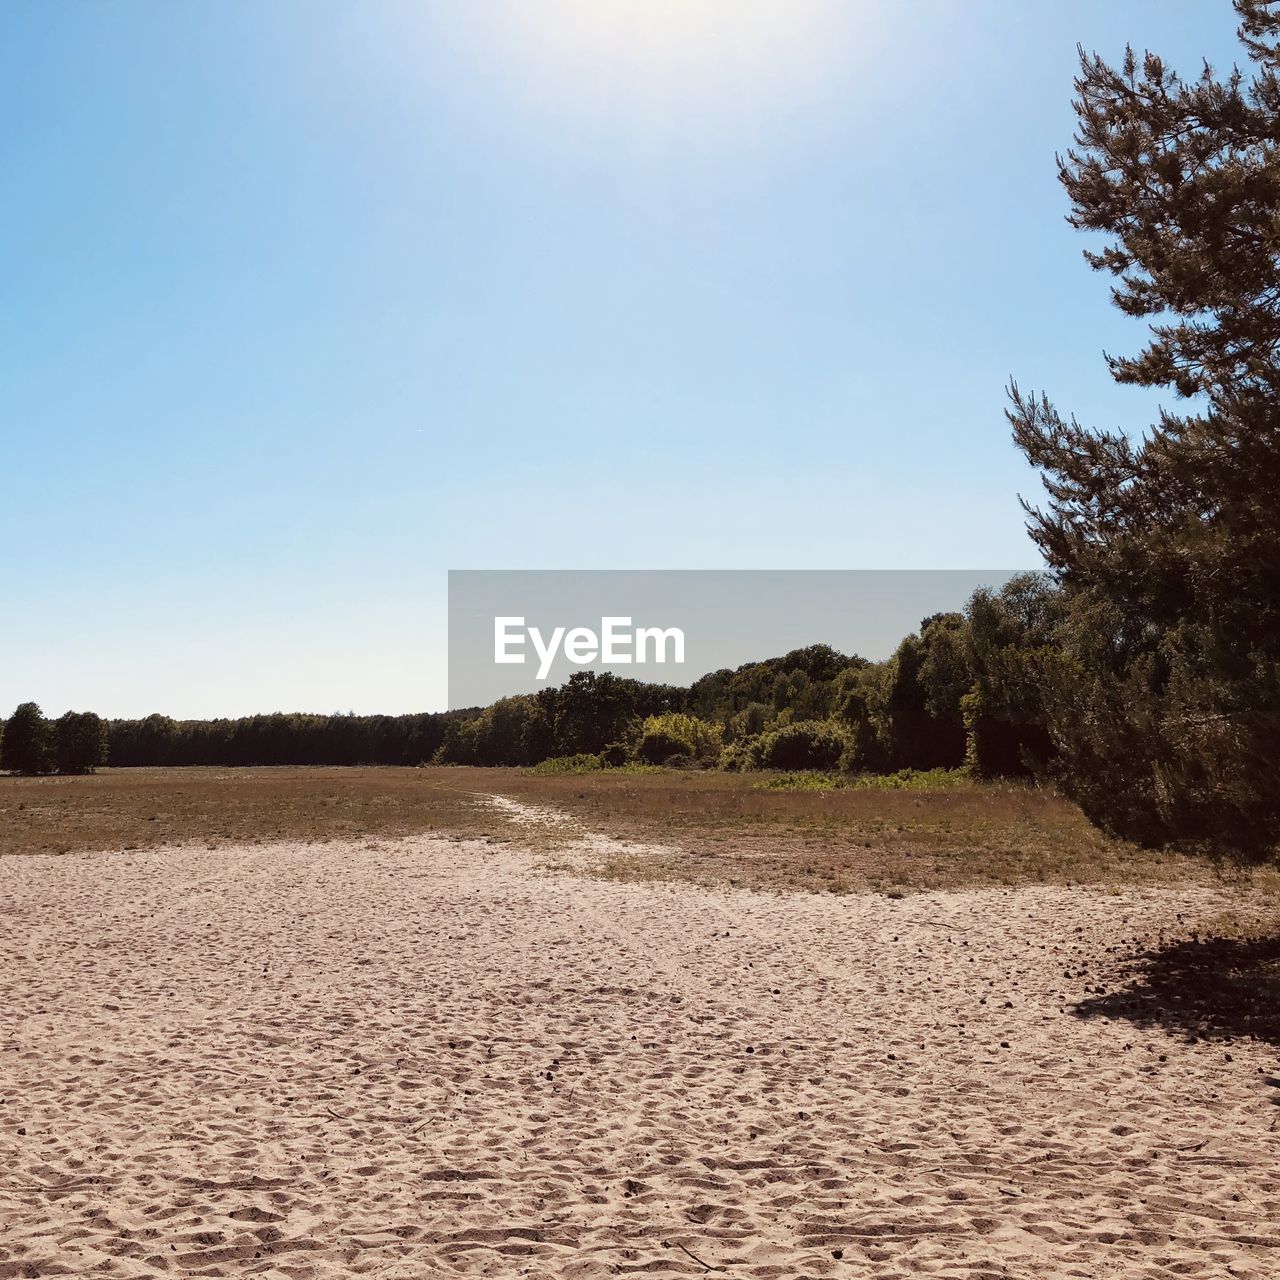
1073,931,1280,1049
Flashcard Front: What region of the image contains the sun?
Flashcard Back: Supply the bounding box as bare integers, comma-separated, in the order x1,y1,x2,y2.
528,0,829,66
432,0,878,140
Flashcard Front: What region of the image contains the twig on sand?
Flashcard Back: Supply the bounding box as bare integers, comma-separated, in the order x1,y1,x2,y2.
318,1105,429,1131
663,1238,728,1273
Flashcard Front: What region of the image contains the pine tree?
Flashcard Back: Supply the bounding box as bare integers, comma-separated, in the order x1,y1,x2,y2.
1010,1,1280,852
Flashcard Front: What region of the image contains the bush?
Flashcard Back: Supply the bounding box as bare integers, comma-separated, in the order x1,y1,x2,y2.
635,726,692,764
754,720,849,771
1,702,53,774
753,766,973,791
719,740,757,771
634,713,722,765
599,742,629,768
753,771,844,791
848,767,973,790
526,753,604,775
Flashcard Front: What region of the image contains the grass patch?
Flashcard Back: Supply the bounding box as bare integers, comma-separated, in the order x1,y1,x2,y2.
525,756,687,777
525,754,605,775
485,768,1279,896
0,767,511,856
2,765,1276,900
754,767,974,792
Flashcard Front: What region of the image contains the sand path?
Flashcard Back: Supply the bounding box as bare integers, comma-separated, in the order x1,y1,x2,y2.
2,830,1278,1278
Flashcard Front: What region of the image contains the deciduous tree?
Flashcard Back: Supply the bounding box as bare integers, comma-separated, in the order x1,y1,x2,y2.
1,702,53,774
55,711,108,775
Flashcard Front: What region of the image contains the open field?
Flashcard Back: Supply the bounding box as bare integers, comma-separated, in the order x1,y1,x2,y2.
2,765,1277,897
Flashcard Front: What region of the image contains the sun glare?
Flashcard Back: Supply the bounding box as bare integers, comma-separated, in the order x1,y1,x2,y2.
435,0,878,140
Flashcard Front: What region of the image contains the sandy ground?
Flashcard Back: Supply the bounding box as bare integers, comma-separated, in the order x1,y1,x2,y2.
2,831,1279,1279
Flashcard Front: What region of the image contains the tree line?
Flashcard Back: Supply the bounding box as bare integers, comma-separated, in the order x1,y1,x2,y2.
1,592,1043,783
0,705,481,773
431,575,1057,780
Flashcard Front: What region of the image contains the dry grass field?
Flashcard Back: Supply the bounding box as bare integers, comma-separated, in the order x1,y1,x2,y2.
0,767,501,858
486,768,1280,896
2,765,1275,898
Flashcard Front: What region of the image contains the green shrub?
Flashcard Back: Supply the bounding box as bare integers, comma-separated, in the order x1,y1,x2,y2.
754,720,849,771
634,713,722,765
635,728,692,764
719,739,758,771
753,766,974,792
848,767,973,790
526,753,604,775
754,771,844,791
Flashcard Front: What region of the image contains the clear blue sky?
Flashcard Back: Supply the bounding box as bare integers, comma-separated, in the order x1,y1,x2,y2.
0,1,1245,718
